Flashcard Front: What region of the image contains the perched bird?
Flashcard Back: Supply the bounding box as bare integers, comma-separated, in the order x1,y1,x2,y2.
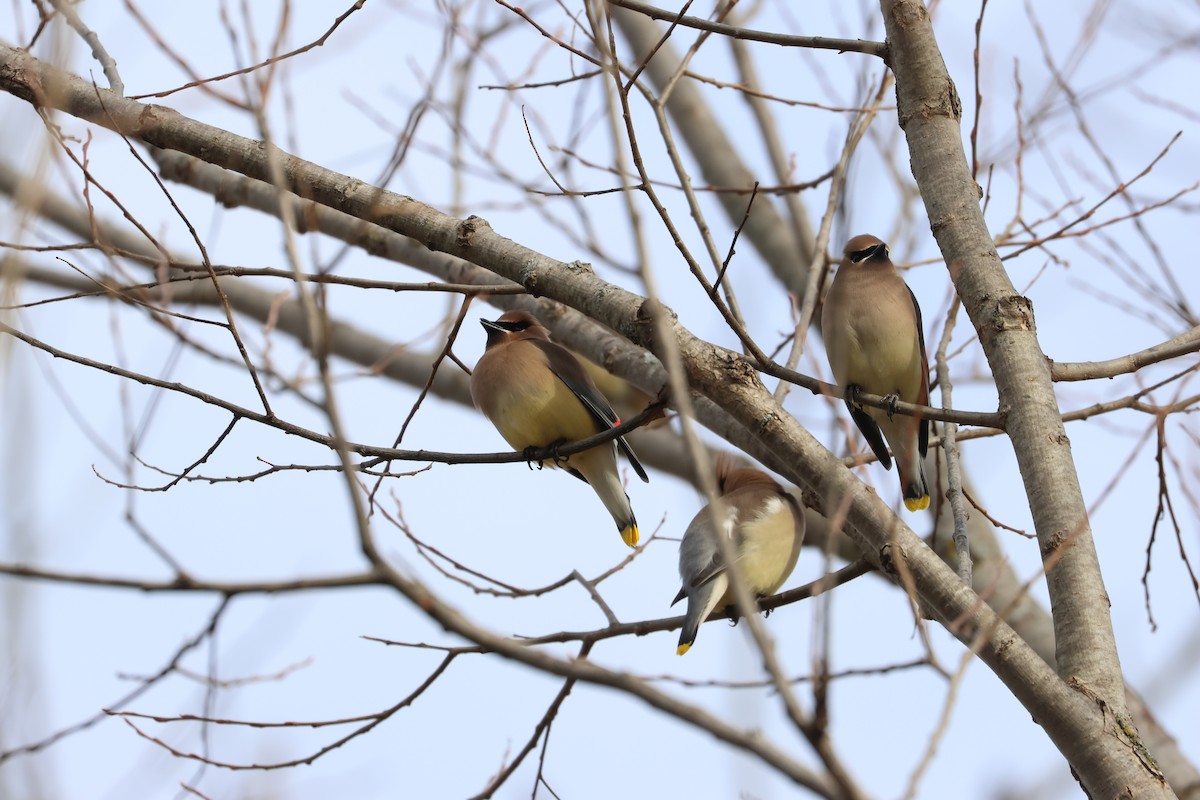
470,310,649,546
821,234,930,512
672,460,805,655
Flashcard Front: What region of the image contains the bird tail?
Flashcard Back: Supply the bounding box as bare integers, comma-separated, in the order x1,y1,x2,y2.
675,576,727,655
573,446,640,546
882,414,929,512
620,520,640,548
677,613,700,656
899,457,930,512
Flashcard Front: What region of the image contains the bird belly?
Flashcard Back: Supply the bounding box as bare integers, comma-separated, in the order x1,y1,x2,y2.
486,379,598,452
737,500,799,595
472,340,603,453
839,320,923,401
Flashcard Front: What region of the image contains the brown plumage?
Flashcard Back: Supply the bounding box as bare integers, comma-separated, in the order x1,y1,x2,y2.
672,459,805,655
821,234,930,512
470,310,649,546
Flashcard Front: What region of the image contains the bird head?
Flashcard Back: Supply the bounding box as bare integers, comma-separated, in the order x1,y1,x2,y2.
715,454,782,496
843,234,889,265
479,310,551,347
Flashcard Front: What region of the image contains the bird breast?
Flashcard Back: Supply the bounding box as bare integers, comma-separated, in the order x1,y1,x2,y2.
472,341,599,450
825,274,922,399
734,496,799,595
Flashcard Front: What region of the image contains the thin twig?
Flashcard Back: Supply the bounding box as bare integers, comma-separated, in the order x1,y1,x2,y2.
48,0,123,95
469,642,592,800
608,0,887,58
129,0,367,101
935,285,972,584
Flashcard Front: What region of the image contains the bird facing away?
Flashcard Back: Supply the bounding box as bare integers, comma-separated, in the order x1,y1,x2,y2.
470,310,649,547
672,460,805,655
821,234,930,512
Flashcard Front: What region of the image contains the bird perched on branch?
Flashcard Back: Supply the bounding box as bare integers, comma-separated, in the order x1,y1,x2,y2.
822,234,930,512
470,309,649,546
672,459,805,655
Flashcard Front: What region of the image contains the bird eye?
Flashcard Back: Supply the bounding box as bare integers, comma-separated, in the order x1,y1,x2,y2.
849,242,888,263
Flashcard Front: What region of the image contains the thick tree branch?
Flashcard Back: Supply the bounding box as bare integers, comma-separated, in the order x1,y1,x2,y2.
880,1,1170,796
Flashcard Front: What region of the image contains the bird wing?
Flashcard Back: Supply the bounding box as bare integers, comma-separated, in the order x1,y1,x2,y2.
671,504,742,605
671,551,725,607
907,285,930,460
533,339,649,483
847,401,892,468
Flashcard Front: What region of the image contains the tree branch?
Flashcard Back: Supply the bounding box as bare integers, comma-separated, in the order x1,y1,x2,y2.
608,0,887,59
1051,325,1200,382
880,1,1170,796
0,42,1180,795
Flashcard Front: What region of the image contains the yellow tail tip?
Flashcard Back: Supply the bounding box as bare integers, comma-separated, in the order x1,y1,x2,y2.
676,643,691,656
904,495,931,512
621,524,640,547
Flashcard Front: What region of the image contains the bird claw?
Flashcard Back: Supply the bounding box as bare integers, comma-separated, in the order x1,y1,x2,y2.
883,393,899,419
521,446,544,470
548,440,570,466
845,384,863,410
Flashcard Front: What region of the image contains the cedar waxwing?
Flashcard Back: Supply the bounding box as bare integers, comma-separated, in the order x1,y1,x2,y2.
672,460,805,655
470,310,649,546
821,234,930,512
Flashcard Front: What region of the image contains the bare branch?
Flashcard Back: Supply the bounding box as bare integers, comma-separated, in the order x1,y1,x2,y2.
128,0,367,101
1052,325,1200,382
47,0,124,95
608,0,887,58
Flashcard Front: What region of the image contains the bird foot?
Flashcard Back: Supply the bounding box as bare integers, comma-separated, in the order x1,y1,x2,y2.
547,440,571,467
521,445,544,470
845,384,864,410
883,393,899,419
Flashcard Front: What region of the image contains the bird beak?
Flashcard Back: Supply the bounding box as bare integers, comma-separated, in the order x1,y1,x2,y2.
480,318,504,332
